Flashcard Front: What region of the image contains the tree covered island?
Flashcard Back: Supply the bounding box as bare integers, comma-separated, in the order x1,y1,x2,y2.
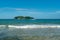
14,16,34,20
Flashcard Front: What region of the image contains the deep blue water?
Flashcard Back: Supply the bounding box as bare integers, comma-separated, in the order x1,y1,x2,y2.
0,19,60,25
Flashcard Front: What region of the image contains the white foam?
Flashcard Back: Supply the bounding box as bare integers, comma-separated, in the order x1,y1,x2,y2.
0,25,60,29
8,25,40,28
8,25,60,29
0,25,7,30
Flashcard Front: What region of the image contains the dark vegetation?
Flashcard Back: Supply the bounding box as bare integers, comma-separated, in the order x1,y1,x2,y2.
14,16,34,20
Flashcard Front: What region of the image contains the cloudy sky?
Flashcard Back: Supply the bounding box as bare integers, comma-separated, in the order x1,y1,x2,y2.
0,0,59,19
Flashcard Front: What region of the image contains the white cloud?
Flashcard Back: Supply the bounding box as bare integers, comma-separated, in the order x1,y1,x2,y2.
16,8,28,11
56,11,60,13
28,11,43,14
0,7,60,19
0,7,28,11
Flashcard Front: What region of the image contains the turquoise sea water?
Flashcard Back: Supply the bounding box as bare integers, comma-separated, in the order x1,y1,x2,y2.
0,19,60,40
0,19,60,25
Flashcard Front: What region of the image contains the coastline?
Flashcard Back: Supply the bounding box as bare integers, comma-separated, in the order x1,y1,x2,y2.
0,24,60,29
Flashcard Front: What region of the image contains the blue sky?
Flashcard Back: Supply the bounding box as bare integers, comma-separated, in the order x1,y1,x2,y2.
0,0,60,19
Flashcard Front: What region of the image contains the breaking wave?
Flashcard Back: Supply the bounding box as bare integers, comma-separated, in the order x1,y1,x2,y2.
0,24,60,29
0,24,60,38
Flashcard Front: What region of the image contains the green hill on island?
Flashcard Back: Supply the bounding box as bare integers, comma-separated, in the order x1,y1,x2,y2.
14,16,34,20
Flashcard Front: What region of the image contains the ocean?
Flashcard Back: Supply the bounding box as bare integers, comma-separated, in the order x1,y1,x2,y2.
0,19,60,40
0,19,60,25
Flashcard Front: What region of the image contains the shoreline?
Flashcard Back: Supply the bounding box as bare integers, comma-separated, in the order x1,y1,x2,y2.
0,24,60,29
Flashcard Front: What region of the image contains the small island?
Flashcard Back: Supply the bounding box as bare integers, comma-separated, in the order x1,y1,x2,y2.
14,16,34,20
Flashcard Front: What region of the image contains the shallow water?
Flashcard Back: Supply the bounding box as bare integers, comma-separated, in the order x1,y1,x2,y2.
0,19,60,40
0,28,60,40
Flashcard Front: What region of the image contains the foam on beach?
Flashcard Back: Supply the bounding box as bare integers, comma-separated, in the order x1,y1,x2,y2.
8,25,60,28
0,25,60,29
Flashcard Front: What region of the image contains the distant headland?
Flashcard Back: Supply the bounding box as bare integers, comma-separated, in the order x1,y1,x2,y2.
14,16,34,20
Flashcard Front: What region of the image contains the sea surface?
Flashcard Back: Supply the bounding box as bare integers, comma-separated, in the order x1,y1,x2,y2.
0,19,60,40
0,19,60,25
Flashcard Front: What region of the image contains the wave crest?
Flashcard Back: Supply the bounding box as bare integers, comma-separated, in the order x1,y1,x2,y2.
0,25,60,29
